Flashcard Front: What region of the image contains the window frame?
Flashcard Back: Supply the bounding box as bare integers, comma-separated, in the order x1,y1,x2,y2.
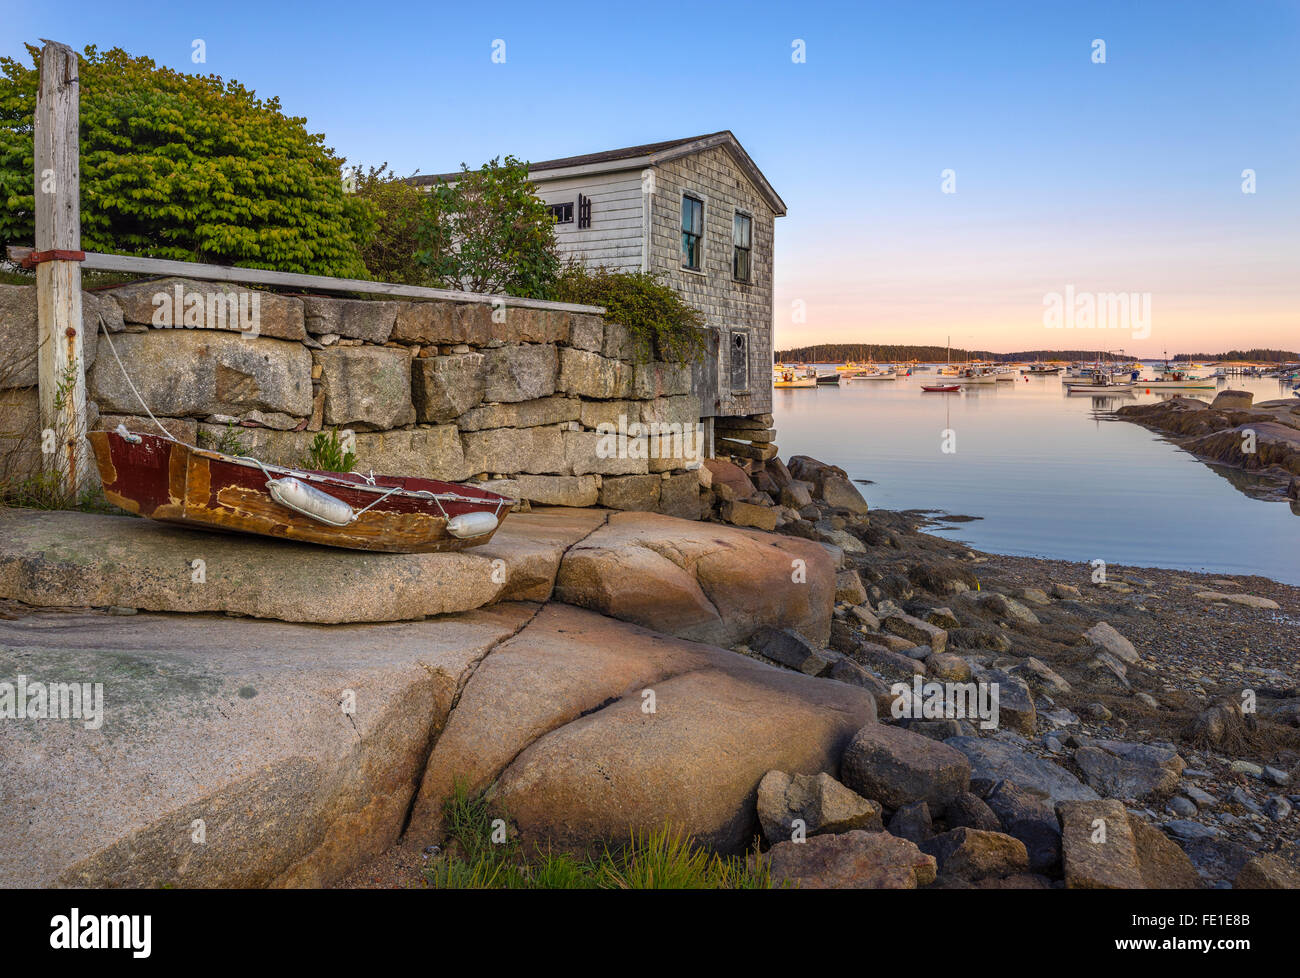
732,210,753,283
546,201,575,224
680,192,706,273
728,328,751,394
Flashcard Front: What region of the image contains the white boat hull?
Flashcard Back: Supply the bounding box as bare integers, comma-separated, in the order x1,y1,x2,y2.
1136,380,1216,389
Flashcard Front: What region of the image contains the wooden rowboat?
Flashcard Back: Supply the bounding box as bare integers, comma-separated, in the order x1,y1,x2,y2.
921,384,961,392
89,428,514,553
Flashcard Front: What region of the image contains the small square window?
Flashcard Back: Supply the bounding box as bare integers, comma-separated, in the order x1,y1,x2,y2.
547,201,574,224
682,194,704,270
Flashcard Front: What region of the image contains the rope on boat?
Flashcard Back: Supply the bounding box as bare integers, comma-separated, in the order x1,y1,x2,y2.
100,318,176,442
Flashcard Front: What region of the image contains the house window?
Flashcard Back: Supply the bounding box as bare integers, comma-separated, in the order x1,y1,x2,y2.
730,330,749,391
733,212,752,282
681,194,704,270
547,201,574,224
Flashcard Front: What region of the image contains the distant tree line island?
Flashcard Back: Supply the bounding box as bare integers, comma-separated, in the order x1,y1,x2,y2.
774,344,1299,364
774,345,1130,363
1171,349,1298,363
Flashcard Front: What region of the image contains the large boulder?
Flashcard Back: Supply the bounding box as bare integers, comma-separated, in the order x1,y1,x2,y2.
986,780,1062,874
842,724,971,812
1235,853,1300,889
411,353,486,422
484,344,559,403
765,830,936,889
756,771,882,843
315,346,415,429
786,455,868,514
946,736,1100,805
1211,389,1253,411
882,612,947,653
702,458,756,499
1083,621,1141,665
1073,739,1185,802
106,277,305,340
921,827,1030,881
409,604,875,851
0,506,604,622
0,284,115,388
0,604,533,887
555,511,836,647
1058,799,1143,888
88,331,313,418
556,348,634,400
1058,799,1200,889
301,297,397,343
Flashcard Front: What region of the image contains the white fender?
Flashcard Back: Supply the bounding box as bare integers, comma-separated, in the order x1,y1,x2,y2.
267,477,355,526
445,511,499,539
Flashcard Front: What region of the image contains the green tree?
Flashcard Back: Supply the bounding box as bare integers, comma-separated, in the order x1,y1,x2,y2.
0,44,374,276
346,163,426,285
416,156,560,298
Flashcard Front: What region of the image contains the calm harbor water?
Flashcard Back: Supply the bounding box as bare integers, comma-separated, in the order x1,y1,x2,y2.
773,368,1300,584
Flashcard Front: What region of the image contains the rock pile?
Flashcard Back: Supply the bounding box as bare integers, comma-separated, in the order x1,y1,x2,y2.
698,452,1299,889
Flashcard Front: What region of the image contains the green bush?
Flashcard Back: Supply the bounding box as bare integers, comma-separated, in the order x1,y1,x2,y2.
0,44,374,276
346,163,427,285
415,156,560,298
549,263,708,364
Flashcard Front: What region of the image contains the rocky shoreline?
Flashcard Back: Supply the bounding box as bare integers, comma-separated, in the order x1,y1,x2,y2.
1115,390,1300,507
339,452,1299,889
3,443,1297,889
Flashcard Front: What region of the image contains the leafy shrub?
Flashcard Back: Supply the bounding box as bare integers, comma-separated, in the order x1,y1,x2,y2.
415,156,560,298
0,44,374,276
346,163,427,285
549,263,708,364
303,428,356,473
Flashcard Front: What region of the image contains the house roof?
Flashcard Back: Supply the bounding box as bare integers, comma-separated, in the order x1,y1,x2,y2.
409,130,786,216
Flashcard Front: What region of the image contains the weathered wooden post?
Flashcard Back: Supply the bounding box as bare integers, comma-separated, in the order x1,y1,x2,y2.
33,40,87,497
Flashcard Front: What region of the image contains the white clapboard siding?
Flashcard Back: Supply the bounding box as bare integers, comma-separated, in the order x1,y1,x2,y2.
534,168,646,273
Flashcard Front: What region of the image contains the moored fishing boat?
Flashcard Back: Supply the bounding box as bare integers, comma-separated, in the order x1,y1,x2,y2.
89,428,513,553
774,365,817,388
1136,363,1216,389
957,367,997,385
1063,369,1133,394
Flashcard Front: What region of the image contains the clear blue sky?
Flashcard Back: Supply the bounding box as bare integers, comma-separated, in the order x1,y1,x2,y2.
5,0,1297,354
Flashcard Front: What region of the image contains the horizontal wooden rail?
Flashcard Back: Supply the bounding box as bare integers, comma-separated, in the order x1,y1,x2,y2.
6,246,605,315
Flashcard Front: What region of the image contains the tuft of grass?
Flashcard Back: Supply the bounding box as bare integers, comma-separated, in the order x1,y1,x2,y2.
1,470,113,512
422,779,768,890
197,421,250,457
303,428,356,473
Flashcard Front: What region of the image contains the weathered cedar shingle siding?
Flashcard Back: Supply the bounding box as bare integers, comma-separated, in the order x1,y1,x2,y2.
645,145,775,418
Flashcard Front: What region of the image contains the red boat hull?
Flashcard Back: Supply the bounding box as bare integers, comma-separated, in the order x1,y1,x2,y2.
921,385,961,392
89,430,512,553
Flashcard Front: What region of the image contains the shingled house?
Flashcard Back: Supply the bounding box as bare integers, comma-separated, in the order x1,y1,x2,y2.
413,131,786,458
